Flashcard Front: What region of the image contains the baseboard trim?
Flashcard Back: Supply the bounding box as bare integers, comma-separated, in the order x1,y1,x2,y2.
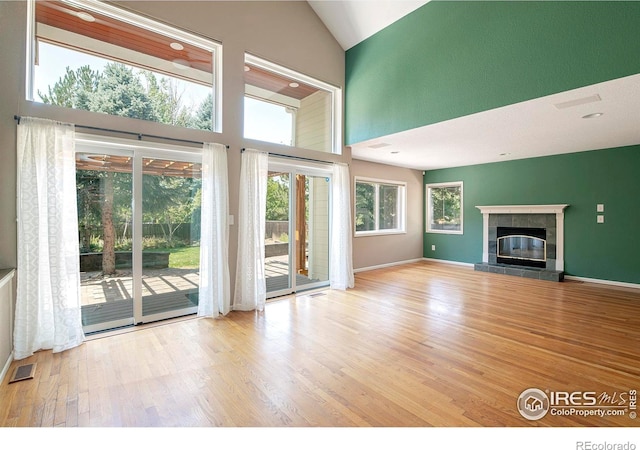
422,257,475,268
354,258,424,273
564,275,640,290
1,353,13,384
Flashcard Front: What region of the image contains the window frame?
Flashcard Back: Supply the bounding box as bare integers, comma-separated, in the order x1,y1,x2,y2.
26,0,223,132
354,176,407,237
425,181,464,235
244,53,342,154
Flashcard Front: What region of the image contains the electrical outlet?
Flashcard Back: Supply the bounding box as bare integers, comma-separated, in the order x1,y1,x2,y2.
431,245,436,251
597,204,604,212
597,215,605,223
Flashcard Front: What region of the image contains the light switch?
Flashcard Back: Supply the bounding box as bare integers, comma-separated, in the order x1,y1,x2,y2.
597,204,604,212
597,215,605,223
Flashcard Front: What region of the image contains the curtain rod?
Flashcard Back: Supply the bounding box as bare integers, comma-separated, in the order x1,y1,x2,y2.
241,148,337,166
14,115,229,149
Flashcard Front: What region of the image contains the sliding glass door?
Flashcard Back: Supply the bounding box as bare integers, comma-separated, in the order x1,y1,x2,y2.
266,159,331,298
77,150,135,332
76,137,202,333
139,156,201,322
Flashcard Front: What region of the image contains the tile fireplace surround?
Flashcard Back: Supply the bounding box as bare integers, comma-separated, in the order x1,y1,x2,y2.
474,204,569,282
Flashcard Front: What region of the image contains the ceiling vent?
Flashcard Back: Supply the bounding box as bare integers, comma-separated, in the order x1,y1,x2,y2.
554,94,601,110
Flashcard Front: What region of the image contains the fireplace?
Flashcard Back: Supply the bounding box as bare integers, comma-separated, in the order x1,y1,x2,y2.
474,205,568,281
497,226,546,268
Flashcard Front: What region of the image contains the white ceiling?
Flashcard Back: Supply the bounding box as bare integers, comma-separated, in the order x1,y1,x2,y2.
308,1,640,171
307,0,429,51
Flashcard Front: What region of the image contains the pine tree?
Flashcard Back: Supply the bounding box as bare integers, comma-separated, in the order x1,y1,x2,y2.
89,63,157,121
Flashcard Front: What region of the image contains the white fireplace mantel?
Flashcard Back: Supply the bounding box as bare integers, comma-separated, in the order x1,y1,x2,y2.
476,204,569,271
476,204,569,215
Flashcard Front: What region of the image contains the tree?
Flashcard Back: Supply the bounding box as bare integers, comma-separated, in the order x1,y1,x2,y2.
44,61,211,275
355,182,375,231
90,63,157,121
101,172,117,274
142,174,201,245
38,65,101,109
143,71,193,128
191,93,213,131
266,175,289,221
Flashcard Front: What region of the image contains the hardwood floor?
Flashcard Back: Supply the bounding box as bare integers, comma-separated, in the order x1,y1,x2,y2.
1,261,639,427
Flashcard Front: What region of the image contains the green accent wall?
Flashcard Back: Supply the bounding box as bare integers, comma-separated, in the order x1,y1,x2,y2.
345,1,640,145
423,146,640,284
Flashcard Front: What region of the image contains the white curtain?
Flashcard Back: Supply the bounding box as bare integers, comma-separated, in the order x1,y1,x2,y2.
14,117,85,359
233,148,268,312
330,162,355,290
198,143,230,317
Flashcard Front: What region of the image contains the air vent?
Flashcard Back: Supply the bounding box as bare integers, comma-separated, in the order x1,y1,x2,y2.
8,363,37,384
368,142,391,149
554,94,601,110
309,292,326,298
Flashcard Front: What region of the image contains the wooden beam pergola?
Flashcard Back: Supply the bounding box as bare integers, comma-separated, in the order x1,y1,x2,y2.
76,154,202,178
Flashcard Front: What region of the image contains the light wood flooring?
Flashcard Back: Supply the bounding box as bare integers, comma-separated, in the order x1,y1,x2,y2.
1,261,639,427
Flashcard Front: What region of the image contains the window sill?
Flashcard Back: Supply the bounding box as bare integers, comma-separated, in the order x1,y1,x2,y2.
426,229,464,235
355,230,406,238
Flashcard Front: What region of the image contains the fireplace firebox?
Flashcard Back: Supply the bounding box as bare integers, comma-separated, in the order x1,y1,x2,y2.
497,226,546,268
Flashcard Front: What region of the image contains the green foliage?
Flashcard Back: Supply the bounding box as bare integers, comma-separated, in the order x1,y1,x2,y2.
38,62,212,130
142,174,202,244
430,186,461,226
38,65,102,109
89,63,157,120
355,182,375,231
378,184,399,230
266,175,289,221
191,93,213,131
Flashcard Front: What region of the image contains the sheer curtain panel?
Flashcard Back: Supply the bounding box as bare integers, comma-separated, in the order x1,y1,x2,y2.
233,149,268,311
198,143,230,317
14,117,85,359
330,162,355,290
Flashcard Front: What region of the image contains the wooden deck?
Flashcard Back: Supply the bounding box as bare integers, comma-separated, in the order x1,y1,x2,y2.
80,259,324,329
1,261,639,429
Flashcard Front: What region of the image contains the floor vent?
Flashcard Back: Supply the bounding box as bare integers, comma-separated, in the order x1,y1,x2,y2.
8,363,37,384
309,292,326,298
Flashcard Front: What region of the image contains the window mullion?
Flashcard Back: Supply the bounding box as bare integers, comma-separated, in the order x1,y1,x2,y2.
374,183,380,231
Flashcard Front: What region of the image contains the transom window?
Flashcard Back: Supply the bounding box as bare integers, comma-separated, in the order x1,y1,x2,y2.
243,54,342,154
27,0,221,132
354,177,406,236
426,182,463,234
